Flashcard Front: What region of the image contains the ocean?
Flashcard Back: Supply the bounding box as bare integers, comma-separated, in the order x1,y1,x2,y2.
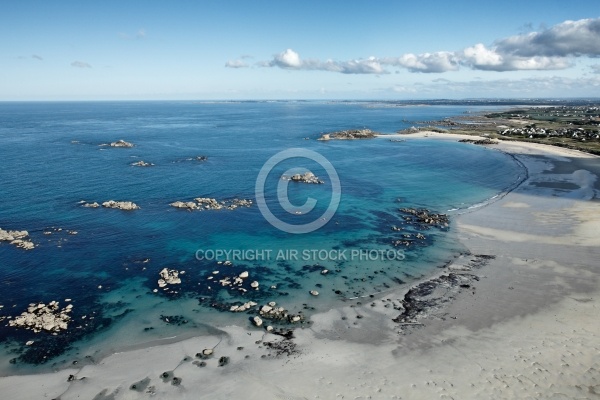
0,101,524,374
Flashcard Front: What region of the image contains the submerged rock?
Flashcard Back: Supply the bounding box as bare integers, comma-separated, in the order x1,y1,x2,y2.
131,160,154,167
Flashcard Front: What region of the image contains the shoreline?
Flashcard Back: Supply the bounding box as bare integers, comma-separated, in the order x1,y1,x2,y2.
1,135,599,398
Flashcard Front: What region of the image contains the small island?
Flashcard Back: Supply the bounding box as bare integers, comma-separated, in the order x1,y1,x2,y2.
285,171,324,184
109,139,134,148
80,200,139,210
317,128,379,141
170,197,253,211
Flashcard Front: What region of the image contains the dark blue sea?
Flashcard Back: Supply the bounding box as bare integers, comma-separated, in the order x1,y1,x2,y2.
0,101,524,374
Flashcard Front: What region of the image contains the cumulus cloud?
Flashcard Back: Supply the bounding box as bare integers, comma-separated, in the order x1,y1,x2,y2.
71,61,92,68
381,51,459,73
271,49,302,68
267,49,386,74
461,43,571,71
245,17,600,75
495,18,600,57
592,64,600,74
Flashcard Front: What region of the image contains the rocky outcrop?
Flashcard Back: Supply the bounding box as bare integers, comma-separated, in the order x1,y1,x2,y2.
80,201,100,208
131,160,154,167
286,171,324,184
158,268,182,288
170,197,252,211
399,208,449,229
229,301,257,312
109,139,134,148
102,200,140,210
318,129,379,141
9,301,73,333
458,138,498,145
0,228,35,250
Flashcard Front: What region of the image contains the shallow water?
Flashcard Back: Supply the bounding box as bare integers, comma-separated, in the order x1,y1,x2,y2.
0,101,523,374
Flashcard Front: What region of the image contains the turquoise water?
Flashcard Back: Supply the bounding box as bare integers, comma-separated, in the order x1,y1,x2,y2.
0,101,523,373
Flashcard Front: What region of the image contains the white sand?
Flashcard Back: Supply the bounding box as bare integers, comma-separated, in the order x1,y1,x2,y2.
1,134,599,399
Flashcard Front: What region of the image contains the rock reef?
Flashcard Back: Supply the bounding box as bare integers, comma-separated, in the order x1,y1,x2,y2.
170,197,252,211
131,160,154,167
109,139,134,148
9,301,73,333
80,201,100,208
318,128,379,141
399,208,449,229
0,228,35,250
102,200,140,210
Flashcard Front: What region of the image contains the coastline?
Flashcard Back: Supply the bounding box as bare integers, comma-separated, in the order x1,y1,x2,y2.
1,134,599,399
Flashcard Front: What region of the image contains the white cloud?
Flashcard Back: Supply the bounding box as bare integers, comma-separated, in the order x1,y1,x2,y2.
271,49,302,68
381,51,459,73
245,17,600,75
225,59,249,68
71,61,92,68
266,49,386,74
592,64,600,74
495,18,600,57
461,43,571,71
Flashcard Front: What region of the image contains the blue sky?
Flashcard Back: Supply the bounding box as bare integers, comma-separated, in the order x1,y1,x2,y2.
2,1,600,100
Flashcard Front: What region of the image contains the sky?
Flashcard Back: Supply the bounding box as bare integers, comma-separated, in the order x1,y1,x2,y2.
1,0,600,100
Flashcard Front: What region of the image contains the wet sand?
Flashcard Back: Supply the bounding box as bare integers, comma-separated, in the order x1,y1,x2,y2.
1,135,599,399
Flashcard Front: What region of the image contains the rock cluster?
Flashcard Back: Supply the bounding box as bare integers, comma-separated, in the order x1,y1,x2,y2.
109,139,134,148
399,208,449,229
81,201,100,208
458,138,498,145
170,197,253,211
209,270,257,294
288,172,324,184
0,228,35,250
102,200,140,210
229,301,257,312
158,268,182,288
131,160,154,167
318,129,378,141
258,302,303,324
9,301,73,333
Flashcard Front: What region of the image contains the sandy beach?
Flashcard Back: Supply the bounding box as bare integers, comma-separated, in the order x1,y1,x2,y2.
1,134,599,399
